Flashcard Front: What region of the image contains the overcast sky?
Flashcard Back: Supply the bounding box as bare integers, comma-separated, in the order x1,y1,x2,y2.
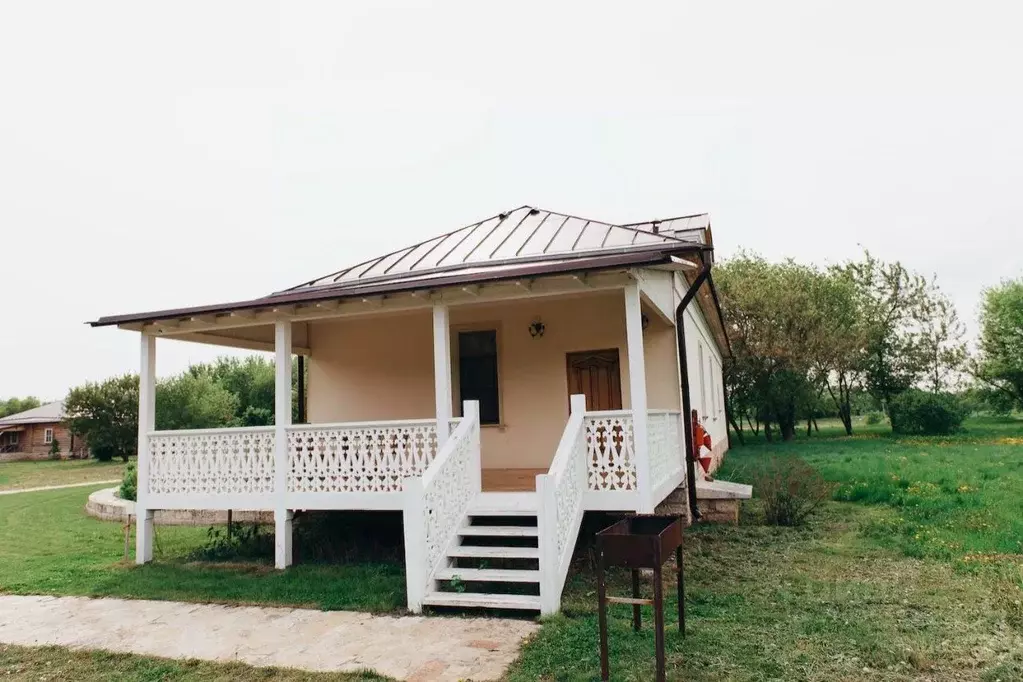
1,1,1020,400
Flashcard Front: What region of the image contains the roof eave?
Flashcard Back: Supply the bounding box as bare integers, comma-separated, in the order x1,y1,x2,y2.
90,244,710,328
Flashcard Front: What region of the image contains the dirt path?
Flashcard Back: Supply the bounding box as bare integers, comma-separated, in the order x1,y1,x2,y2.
0,595,537,681
0,480,120,495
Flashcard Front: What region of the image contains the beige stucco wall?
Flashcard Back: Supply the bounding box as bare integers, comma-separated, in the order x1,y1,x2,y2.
308,290,684,470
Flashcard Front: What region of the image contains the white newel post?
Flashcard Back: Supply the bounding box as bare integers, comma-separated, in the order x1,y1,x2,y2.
625,283,653,513
433,304,453,447
274,320,293,569
402,476,427,613
135,333,156,564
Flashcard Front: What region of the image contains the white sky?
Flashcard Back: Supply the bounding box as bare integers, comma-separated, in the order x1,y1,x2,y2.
2,1,1021,399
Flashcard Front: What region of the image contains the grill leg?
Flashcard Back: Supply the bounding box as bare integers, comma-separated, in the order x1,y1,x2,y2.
598,553,610,681
631,569,642,631
653,565,666,682
676,545,686,636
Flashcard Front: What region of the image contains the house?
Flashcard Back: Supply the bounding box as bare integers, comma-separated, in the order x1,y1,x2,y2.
90,205,732,614
0,401,86,461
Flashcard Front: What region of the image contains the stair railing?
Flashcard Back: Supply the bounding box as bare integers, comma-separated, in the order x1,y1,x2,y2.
536,394,588,615
402,400,481,613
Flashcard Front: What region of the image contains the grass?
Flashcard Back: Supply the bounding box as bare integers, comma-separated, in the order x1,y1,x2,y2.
0,486,405,612
2,417,1022,680
0,644,392,681
0,458,125,491
507,415,1023,681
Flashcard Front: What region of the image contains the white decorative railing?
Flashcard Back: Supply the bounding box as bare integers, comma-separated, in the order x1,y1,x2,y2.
584,411,637,492
537,394,588,615
286,419,440,494
402,401,481,612
147,426,275,497
648,410,685,498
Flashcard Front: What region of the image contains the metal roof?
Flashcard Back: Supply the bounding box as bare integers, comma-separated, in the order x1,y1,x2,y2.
0,401,64,425
90,205,712,327
284,205,709,294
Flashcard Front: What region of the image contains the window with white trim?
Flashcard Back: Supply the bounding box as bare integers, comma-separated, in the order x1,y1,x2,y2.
698,342,707,417
44,428,54,444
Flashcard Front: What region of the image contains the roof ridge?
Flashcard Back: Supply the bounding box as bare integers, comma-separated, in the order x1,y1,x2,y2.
279,206,526,294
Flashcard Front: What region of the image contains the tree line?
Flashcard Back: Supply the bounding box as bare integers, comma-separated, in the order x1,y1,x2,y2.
718,251,1022,443
63,357,302,461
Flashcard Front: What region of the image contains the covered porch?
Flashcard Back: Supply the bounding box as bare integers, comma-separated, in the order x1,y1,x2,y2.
128,269,695,613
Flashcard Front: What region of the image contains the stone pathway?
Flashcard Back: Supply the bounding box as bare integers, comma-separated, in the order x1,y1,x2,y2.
0,479,120,495
0,595,538,681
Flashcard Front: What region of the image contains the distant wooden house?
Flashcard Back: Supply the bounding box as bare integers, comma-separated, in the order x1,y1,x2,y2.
0,401,86,461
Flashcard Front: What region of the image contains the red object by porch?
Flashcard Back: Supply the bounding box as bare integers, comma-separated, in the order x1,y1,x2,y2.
692,411,713,474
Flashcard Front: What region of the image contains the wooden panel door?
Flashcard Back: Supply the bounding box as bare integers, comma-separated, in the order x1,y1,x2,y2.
566,349,623,411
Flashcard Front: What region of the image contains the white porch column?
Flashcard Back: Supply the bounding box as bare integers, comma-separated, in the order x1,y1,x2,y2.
274,320,293,569
624,283,653,513
135,333,156,564
433,304,453,447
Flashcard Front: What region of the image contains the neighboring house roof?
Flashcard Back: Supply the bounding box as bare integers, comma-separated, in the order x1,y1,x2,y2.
0,401,64,426
89,205,721,335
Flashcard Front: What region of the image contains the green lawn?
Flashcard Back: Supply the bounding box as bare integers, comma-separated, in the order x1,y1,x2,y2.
0,486,405,612
0,459,125,491
1,418,1022,680
0,644,391,681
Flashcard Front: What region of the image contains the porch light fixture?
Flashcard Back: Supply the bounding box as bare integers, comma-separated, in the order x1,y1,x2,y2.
528,319,546,338
641,313,650,331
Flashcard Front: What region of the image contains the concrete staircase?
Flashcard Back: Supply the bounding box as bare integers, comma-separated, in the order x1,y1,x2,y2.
422,493,542,612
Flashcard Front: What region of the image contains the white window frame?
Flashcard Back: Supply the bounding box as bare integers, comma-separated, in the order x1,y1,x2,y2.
44,428,54,444
8,432,18,446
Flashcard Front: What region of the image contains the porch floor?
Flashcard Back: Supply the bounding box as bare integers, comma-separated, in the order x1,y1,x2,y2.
481,468,546,492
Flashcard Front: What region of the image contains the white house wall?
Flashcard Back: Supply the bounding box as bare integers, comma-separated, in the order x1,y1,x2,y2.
672,273,729,455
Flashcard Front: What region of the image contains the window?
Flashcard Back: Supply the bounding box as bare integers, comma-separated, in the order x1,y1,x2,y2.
7,432,18,446
44,428,54,444
458,330,500,425
697,342,707,417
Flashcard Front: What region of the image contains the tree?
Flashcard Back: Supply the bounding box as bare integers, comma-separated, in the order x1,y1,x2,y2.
0,396,41,418
975,278,1023,408
156,373,239,431
837,252,932,411
64,375,139,462
917,290,967,393
717,254,824,441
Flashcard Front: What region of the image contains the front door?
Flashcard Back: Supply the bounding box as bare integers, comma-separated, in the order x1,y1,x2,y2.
566,349,623,411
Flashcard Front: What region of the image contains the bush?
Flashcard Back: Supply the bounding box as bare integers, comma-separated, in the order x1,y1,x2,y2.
120,461,137,501
92,445,116,462
888,390,968,436
48,437,61,460
865,411,884,425
190,524,273,561
753,457,833,526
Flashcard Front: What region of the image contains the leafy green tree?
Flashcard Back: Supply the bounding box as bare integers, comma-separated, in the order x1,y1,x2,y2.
0,396,42,418
717,254,823,441
917,290,967,393
837,252,932,411
156,373,240,431
975,278,1023,408
64,375,139,462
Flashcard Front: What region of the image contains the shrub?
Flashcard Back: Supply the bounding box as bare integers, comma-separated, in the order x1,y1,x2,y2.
48,437,61,460
120,461,137,501
865,411,884,425
92,445,116,462
889,390,968,436
190,524,273,561
752,457,833,526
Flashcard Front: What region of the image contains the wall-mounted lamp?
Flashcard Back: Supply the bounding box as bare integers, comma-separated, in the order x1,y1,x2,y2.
528,319,546,339
641,313,650,331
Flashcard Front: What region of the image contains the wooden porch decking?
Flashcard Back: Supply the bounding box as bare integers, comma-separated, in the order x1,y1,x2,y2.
481,468,546,492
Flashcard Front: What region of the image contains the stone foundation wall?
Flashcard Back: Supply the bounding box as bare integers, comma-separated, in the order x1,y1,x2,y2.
86,488,273,526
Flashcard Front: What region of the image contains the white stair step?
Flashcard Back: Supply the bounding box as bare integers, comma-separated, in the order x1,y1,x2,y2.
423,591,541,611
435,567,540,583
470,492,538,515
447,545,539,559
460,525,538,537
